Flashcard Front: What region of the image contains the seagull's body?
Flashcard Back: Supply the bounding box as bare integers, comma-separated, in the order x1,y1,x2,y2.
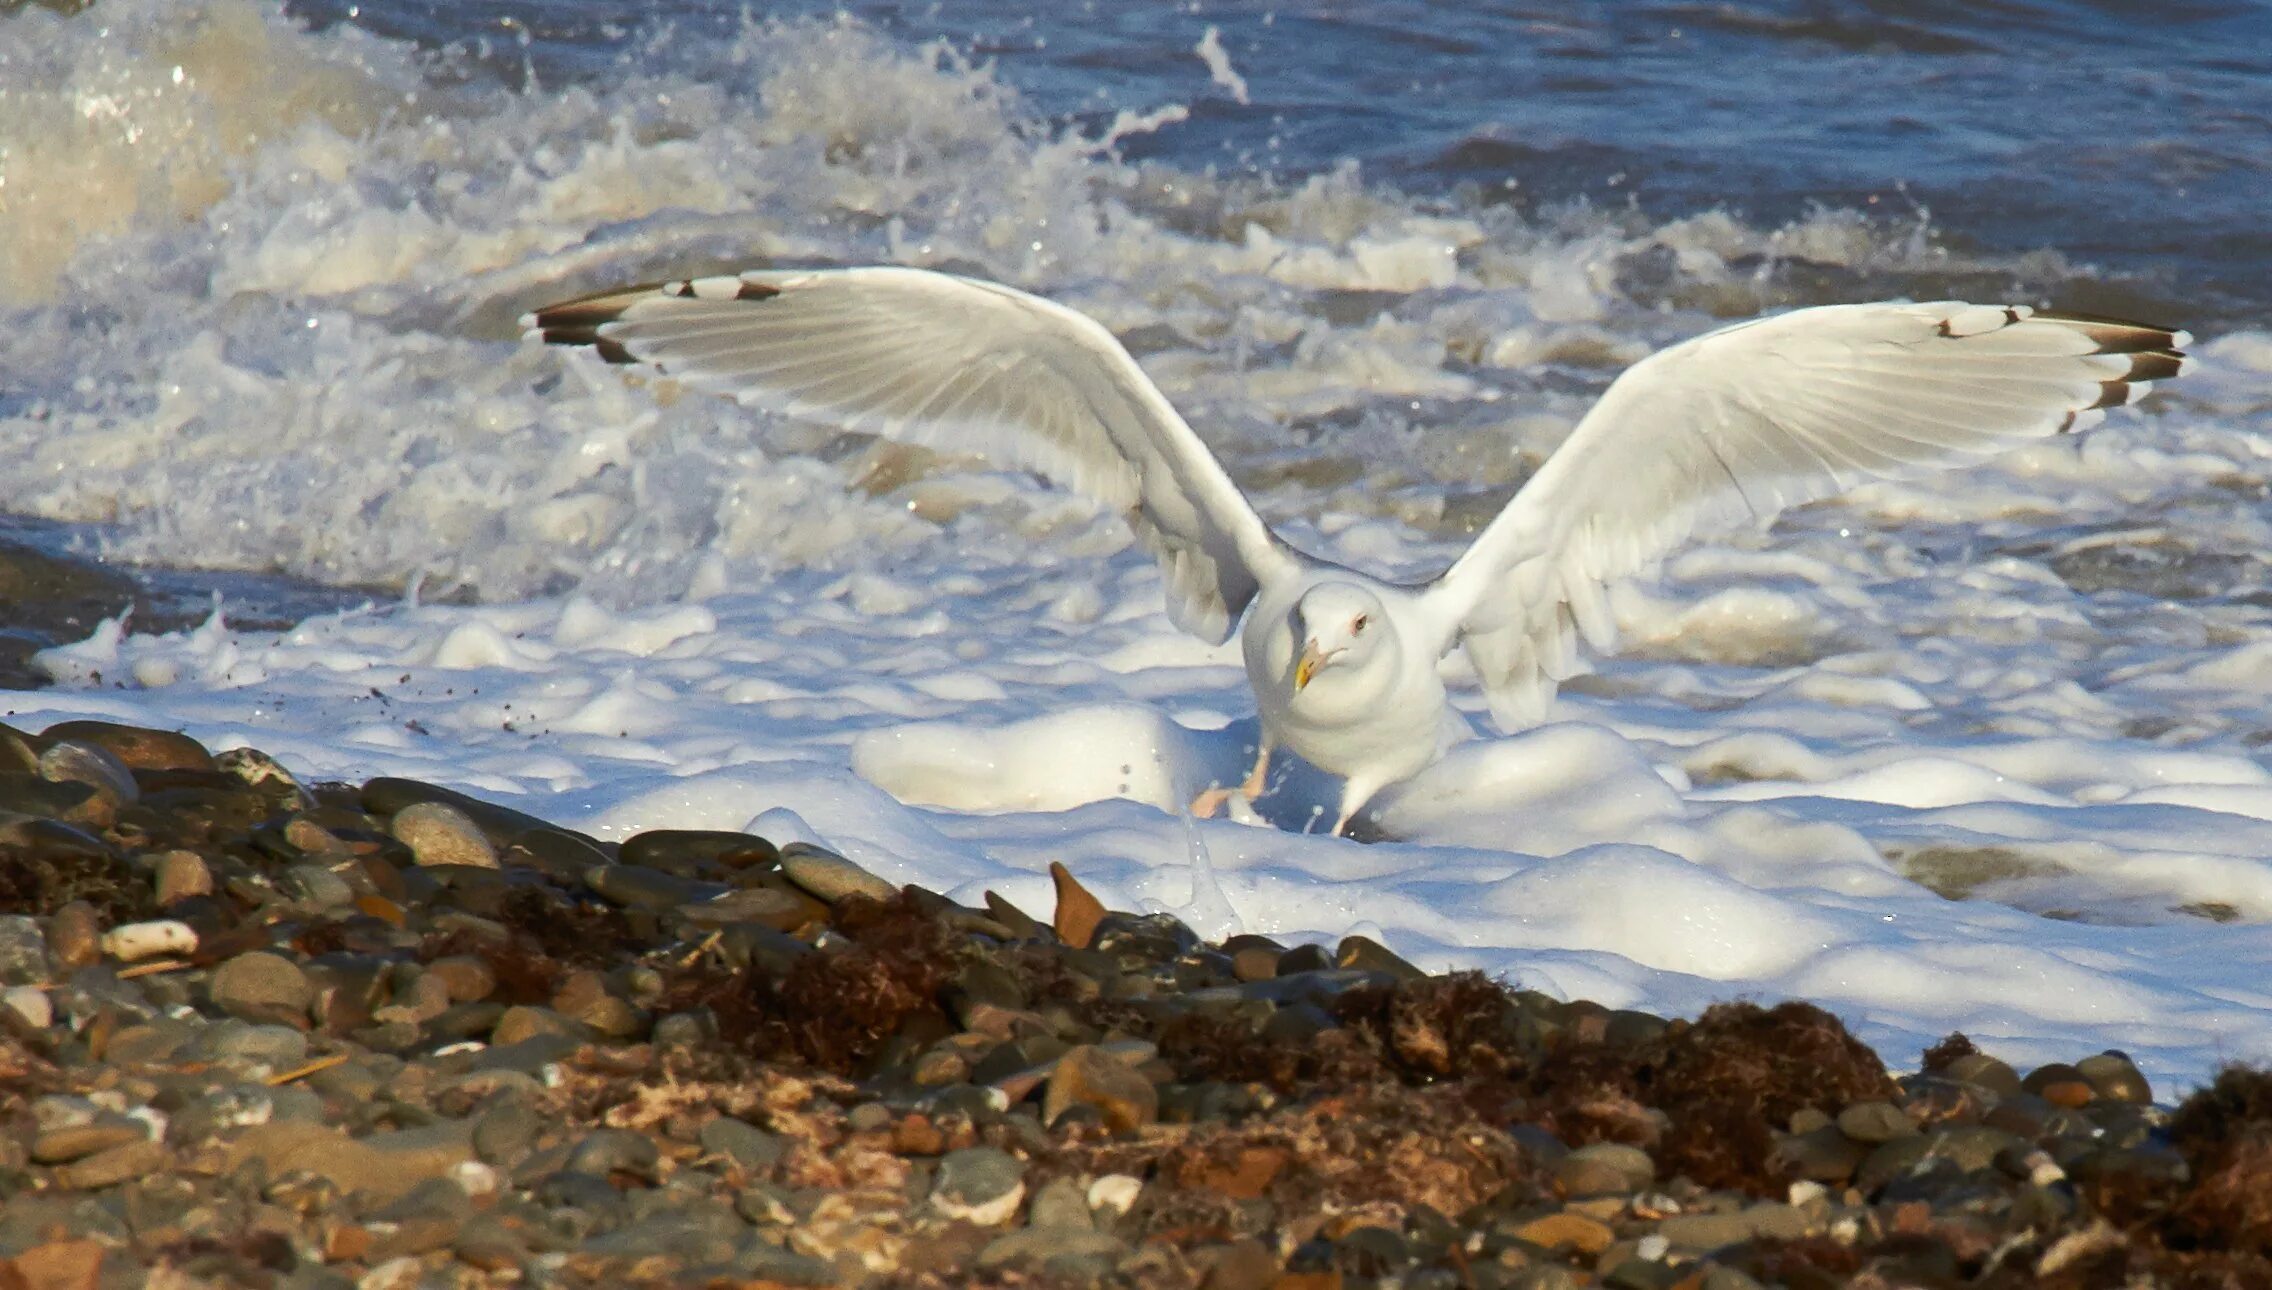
525,267,2190,833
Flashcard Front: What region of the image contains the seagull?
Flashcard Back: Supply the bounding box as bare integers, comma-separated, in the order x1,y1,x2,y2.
524,267,2189,834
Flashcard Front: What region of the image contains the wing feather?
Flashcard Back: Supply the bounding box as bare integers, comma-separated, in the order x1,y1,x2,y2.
1426,301,2191,727
524,267,1300,641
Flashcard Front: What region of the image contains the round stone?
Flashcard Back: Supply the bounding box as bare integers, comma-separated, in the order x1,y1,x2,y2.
153,851,213,905
422,955,498,1004
37,741,139,806
1836,1100,1917,1145
1940,1052,2023,1098
699,1117,785,1172
3,985,52,1029
567,1129,660,1181
46,902,103,969
210,951,315,1024
389,802,499,869
0,915,52,985
2075,1051,2152,1105
1556,1142,1654,1195
1043,1044,1159,1134
931,1146,1026,1225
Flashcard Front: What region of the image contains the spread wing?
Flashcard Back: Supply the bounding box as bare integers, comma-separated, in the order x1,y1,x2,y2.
523,266,1300,643
1422,301,2191,728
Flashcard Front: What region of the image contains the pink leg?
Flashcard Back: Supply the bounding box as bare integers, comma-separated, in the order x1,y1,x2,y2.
1190,739,1273,818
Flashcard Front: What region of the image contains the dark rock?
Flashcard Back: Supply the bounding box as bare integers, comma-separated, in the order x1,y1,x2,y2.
931,1146,1026,1224
698,1117,784,1173
501,828,614,883
40,720,213,772
2075,1050,2152,1104
621,829,777,875
567,1129,661,1182
1835,1100,1916,1145
362,777,562,846
1336,933,1424,981
585,863,725,910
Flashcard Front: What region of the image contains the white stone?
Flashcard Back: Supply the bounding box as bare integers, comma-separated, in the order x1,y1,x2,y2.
101,919,197,962
1086,1173,1142,1216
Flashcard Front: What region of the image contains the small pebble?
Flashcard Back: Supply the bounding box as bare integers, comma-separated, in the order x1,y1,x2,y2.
931,1147,1026,1225
779,843,896,905
152,851,213,904
1087,1174,1143,1216
99,918,196,963
3,985,52,1029
1043,1044,1159,1133
390,802,499,869
49,902,106,968
209,950,315,1024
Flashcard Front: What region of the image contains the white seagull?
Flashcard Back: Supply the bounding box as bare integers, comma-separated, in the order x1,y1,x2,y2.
524,267,2189,834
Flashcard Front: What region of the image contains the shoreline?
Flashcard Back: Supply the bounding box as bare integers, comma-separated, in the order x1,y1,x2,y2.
1,718,2265,1288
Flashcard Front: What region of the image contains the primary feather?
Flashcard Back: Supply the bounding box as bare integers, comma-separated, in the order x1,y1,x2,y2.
526,267,1301,644
1421,302,2191,728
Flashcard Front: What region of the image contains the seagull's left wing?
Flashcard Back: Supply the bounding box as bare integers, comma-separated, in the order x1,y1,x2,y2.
1421,301,2191,728
524,266,1300,643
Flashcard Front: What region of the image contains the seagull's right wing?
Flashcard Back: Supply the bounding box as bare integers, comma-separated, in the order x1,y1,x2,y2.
524,266,1300,643
1421,302,2191,728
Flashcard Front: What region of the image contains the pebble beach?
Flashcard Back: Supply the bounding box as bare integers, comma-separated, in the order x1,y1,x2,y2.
6,713,2272,1289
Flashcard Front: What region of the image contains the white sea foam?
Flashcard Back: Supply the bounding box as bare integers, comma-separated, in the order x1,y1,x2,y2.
5,0,2272,1093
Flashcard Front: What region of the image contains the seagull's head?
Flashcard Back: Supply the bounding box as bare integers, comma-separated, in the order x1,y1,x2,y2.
1290,581,1394,697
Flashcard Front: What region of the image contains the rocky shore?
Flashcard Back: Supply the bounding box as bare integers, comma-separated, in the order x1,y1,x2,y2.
0,718,2267,1289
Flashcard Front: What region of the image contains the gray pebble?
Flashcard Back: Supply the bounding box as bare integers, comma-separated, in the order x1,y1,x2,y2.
1778,1125,1868,1184
390,801,499,869
976,1226,1127,1270
620,828,778,875
1836,1100,1917,1144
568,1128,661,1181
1655,1211,1753,1253
1557,1141,1654,1194
779,843,896,905
0,915,51,986
490,1005,590,1047
1929,1123,2027,1173
185,1019,309,1070
585,863,726,910
699,1117,785,1173
651,1010,717,1053
2076,1050,2152,1104
1940,1052,2022,1097
280,863,357,910
1026,1175,1093,1231
473,1100,544,1165
210,950,315,1024
735,1240,836,1286
153,852,214,905
932,1146,1027,1223
37,740,139,805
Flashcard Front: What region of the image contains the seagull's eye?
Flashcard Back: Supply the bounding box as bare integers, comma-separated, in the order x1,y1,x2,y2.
1352,614,1369,633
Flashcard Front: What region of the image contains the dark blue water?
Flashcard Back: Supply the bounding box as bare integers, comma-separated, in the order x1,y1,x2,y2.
288,0,2272,323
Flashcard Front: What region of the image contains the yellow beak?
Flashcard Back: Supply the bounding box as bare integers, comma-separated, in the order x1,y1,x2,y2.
1294,642,1326,691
